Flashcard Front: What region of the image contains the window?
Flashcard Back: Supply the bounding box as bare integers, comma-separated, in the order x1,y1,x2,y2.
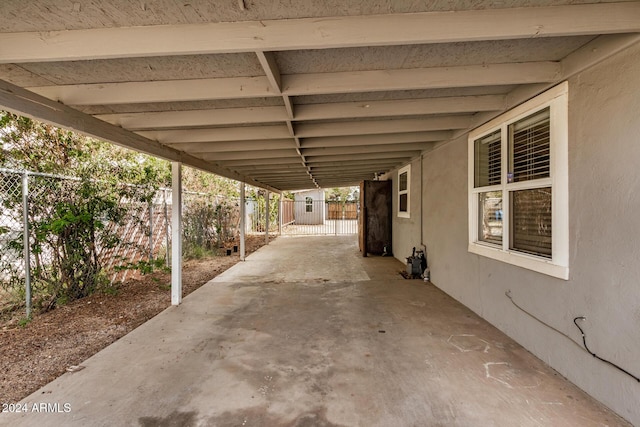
398,164,410,218
468,83,568,279
305,197,313,212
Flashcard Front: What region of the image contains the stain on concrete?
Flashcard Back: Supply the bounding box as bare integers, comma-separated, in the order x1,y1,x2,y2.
139,410,197,427
207,406,344,427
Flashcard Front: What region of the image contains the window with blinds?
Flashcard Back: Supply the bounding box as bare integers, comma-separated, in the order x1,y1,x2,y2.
508,108,550,183
474,130,501,187
510,188,552,257
468,82,569,279
398,165,410,218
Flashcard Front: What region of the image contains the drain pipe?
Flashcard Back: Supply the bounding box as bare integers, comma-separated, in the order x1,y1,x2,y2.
420,153,424,247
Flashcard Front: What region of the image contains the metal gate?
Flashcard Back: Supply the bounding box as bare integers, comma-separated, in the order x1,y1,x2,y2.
281,200,359,236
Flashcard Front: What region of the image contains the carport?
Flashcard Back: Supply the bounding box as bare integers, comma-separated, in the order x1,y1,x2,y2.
0,236,627,426
1,2,640,425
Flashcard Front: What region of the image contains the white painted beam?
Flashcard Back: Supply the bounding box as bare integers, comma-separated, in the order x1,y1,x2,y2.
249,169,311,176
283,63,560,96
302,142,430,157
306,158,408,167
216,157,302,166
294,95,505,121
256,51,282,93
0,79,280,193
283,96,295,120
26,63,557,106
301,131,451,148
199,149,300,161
168,139,295,153
171,162,182,306
311,165,392,172
3,3,639,62
96,106,288,130
251,174,312,180
296,116,473,138
307,151,420,162
28,76,276,105
139,125,291,143
232,163,309,171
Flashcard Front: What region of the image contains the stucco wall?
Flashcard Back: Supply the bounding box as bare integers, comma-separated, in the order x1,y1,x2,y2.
389,158,422,260
390,42,640,424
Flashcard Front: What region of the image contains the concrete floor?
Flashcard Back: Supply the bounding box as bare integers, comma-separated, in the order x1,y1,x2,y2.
0,236,629,427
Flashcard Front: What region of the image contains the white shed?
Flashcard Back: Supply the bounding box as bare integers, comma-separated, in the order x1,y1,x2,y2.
293,189,325,225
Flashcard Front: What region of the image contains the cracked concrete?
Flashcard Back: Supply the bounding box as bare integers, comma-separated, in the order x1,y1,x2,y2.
0,236,629,426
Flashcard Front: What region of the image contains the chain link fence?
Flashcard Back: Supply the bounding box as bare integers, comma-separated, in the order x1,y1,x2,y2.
0,168,248,317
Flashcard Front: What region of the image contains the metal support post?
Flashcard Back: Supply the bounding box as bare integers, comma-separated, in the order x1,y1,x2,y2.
265,190,270,245
148,201,154,261
278,195,282,236
22,173,31,318
240,182,246,261
163,189,170,268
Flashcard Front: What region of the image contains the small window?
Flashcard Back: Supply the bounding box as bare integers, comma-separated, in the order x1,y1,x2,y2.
468,83,568,279
398,164,410,218
305,196,313,213
474,130,501,188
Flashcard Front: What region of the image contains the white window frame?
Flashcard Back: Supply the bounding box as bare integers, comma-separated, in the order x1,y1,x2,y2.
468,82,569,280
398,164,411,218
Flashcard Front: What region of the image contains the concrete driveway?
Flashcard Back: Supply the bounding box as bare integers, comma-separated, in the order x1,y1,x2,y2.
0,236,629,426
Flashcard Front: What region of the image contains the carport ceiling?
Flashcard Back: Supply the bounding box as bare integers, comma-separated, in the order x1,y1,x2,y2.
1,1,639,192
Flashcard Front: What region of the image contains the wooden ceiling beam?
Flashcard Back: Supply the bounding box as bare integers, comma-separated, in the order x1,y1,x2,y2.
2,3,638,62
216,157,302,166
199,149,299,161
296,116,473,138
293,95,504,121
167,139,295,153
96,106,288,130
282,62,560,96
306,151,420,163
302,142,430,157
301,131,450,148
28,76,277,105
139,125,291,143
26,63,558,105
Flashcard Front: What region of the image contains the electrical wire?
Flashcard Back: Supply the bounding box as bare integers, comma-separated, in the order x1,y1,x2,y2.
505,290,640,383
573,317,640,383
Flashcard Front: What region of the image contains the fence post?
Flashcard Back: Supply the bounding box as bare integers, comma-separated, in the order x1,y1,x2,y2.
278,195,282,236
22,172,31,318
265,190,270,245
163,189,170,268
148,200,154,261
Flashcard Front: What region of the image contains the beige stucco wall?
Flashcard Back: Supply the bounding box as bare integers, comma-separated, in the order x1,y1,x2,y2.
389,158,422,260
389,42,640,424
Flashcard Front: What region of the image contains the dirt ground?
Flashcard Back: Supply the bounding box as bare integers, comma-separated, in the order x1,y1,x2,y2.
0,235,273,404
